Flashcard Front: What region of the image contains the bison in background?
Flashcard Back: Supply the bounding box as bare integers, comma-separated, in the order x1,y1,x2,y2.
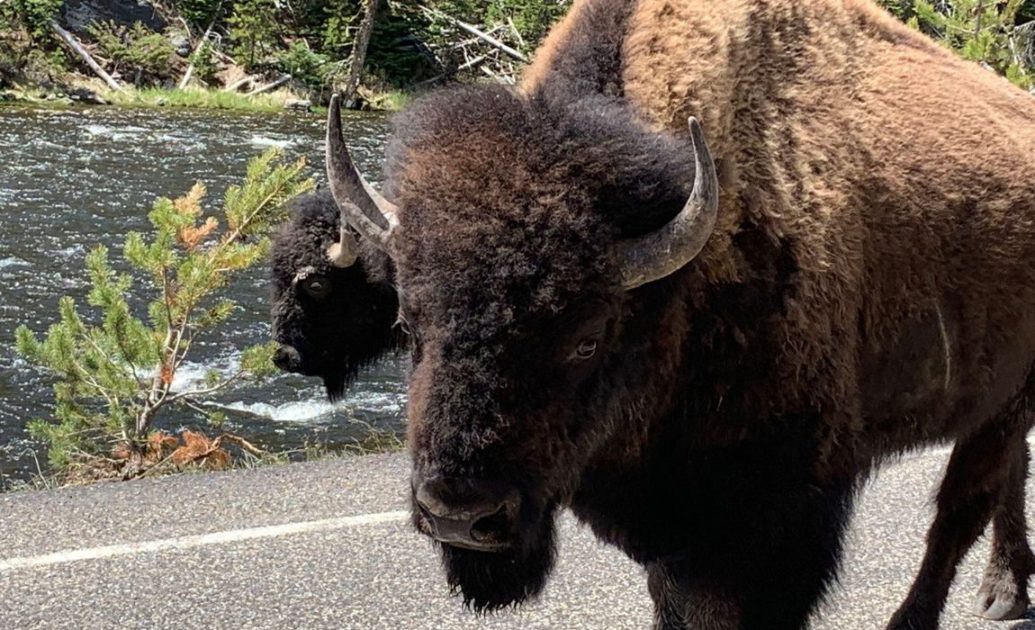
269,190,402,399
272,0,1035,628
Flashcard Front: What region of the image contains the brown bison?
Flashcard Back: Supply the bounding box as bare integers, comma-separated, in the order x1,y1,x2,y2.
272,0,1035,627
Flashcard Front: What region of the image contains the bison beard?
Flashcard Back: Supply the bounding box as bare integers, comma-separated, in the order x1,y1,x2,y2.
429,505,558,611
439,517,556,611
322,371,347,402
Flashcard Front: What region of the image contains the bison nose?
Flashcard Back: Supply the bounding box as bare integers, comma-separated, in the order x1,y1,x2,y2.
414,477,520,552
272,345,302,372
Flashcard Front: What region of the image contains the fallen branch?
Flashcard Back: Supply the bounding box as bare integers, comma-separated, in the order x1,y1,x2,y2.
421,6,528,63
247,73,291,95
445,28,506,51
223,75,256,92
507,17,525,50
50,20,123,91
215,433,266,457
178,6,222,89
480,64,515,85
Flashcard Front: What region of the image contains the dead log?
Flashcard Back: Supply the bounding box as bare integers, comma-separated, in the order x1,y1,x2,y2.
247,74,292,95
339,0,382,108
421,6,528,63
178,7,221,89
223,75,256,92
50,20,123,92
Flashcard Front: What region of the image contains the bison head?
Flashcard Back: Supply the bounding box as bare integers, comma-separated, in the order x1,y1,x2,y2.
270,190,402,399
324,87,718,610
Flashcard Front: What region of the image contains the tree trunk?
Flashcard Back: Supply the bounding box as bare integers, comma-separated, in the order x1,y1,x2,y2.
50,20,123,92
339,0,381,109
178,9,220,89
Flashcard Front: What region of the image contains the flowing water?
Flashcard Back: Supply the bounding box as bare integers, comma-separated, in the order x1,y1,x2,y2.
0,104,406,483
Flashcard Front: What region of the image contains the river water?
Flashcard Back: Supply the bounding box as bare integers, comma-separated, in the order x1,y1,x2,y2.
0,104,406,483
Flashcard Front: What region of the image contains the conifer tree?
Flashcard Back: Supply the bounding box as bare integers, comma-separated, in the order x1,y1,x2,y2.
16,150,313,472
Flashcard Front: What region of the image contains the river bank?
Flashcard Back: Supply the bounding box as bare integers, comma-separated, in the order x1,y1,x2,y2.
0,81,411,113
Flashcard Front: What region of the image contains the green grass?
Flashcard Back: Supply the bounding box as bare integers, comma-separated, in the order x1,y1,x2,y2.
105,87,286,113
3,84,414,114
0,86,71,107
106,87,413,114
366,89,412,111
310,89,413,117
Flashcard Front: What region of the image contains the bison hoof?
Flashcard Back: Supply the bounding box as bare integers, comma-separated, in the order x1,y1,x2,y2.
972,571,1030,620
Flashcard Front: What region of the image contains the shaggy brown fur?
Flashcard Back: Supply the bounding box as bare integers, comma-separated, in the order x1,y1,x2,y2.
277,0,1035,628
513,2,1035,626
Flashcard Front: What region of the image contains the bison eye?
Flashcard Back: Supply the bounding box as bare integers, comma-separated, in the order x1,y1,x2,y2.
569,338,598,362
301,275,330,300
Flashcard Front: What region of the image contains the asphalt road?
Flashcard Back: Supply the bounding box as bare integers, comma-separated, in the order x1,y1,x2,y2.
1,447,1034,629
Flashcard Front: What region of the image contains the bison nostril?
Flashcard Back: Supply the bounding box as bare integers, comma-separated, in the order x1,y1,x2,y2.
414,478,520,551
415,482,450,519
470,504,512,543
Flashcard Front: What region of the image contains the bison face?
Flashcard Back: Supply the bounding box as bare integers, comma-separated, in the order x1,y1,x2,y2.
270,191,400,400
321,87,717,610
401,284,625,610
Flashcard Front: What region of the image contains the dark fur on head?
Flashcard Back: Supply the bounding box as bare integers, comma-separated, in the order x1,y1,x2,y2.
270,190,403,399
385,85,697,609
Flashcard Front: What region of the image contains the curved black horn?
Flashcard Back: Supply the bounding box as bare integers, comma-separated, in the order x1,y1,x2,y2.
617,117,719,289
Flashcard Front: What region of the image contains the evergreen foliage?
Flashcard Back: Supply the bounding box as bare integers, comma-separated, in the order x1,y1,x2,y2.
188,40,220,86
227,0,282,69
881,0,1033,88
6,1,1032,103
16,150,313,471
87,21,177,86
0,0,62,42
276,40,334,92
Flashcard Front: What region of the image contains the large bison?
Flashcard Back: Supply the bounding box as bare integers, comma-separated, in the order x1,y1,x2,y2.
271,0,1035,627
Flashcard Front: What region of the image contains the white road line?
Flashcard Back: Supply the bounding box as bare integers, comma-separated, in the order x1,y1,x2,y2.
0,510,410,573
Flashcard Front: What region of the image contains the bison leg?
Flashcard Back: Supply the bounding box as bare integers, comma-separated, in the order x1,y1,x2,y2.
647,480,854,630
973,442,1035,620
648,563,740,630
887,421,1030,630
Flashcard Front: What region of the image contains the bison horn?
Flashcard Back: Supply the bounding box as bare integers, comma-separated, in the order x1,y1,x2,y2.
617,117,719,289
326,225,360,268
326,94,399,257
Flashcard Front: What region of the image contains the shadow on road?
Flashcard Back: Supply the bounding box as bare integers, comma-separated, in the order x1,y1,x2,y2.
1008,607,1035,629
